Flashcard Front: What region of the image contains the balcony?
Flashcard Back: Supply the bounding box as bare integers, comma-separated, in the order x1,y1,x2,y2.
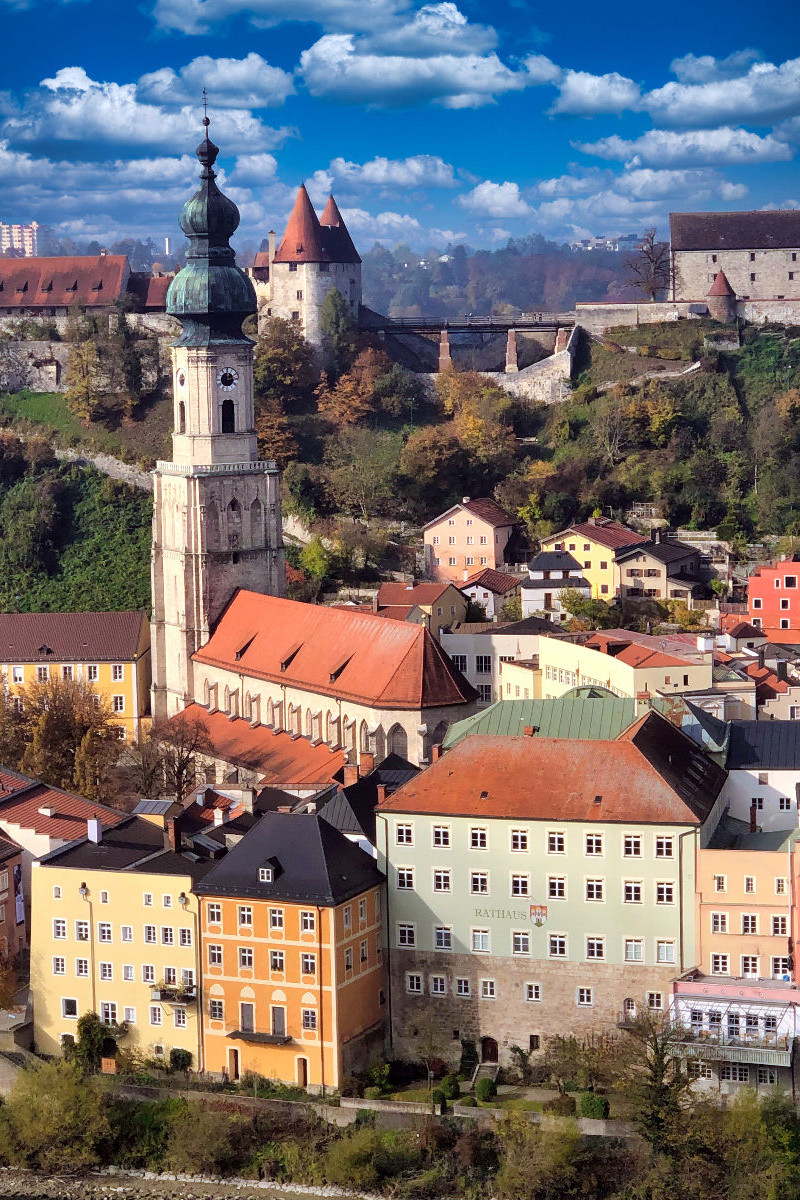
227,1028,292,1046
150,983,197,1004
671,1033,793,1068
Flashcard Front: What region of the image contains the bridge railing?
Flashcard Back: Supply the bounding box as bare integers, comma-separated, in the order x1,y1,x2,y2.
376,314,573,328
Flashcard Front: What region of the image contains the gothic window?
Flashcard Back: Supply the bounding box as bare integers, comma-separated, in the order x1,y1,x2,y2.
221,398,235,433
243,693,252,722
305,709,313,738
178,402,186,434
265,697,274,727
203,679,210,706
250,498,262,547
326,711,336,745
223,685,231,715
227,497,241,550
360,721,370,753
388,724,408,758
373,726,386,761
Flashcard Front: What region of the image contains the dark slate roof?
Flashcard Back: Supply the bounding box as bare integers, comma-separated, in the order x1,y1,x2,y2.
478,615,560,636
195,811,384,904
683,701,730,755
528,551,584,573
133,799,175,817
615,538,698,565
726,721,800,770
39,816,168,871
0,610,146,663
623,710,727,821
670,210,800,252
321,754,419,842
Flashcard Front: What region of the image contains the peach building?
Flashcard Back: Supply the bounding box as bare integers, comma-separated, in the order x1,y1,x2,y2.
423,497,517,583
197,811,385,1093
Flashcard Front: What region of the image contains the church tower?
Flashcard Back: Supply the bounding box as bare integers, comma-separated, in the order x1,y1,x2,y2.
151,118,284,720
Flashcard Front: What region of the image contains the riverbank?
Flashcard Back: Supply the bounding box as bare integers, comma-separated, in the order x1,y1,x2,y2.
0,1168,375,1200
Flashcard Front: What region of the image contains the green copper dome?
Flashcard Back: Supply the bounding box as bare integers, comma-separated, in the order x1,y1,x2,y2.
167,120,256,347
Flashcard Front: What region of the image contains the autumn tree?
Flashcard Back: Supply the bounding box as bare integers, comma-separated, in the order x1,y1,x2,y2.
323,427,401,520
154,713,213,802
626,227,670,301
619,1010,691,1156
252,317,314,465
16,676,121,800
0,1059,110,1174
319,288,357,379
64,340,103,421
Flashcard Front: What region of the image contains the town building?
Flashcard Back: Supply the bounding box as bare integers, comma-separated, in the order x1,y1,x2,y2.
460,568,520,621
440,615,556,704
614,535,702,605
715,721,800,833
539,518,646,599
0,254,169,321
151,122,285,720
747,556,800,640
312,753,419,857
521,551,590,621
375,581,468,639
0,610,151,739
0,220,39,257
423,497,519,584
248,187,361,348
376,713,726,1066
0,835,25,960
671,210,800,304
196,811,384,1092
181,590,477,771
498,658,540,700
441,692,655,751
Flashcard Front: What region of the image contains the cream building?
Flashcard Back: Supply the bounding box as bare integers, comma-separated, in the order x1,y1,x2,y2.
671,211,800,303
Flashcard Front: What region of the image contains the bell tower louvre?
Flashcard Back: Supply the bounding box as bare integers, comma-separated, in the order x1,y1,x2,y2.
151,116,284,721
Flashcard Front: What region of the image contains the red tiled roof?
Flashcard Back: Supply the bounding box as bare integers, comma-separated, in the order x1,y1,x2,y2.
273,187,360,265
740,661,787,702
423,497,515,531
0,611,147,664
194,591,476,709
463,568,521,595
726,621,762,639
377,582,452,607
0,255,130,310
377,733,712,825
0,769,126,844
555,518,646,551
253,251,270,268
375,605,418,622
319,195,361,264
708,269,735,297
168,704,345,790
613,644,691,669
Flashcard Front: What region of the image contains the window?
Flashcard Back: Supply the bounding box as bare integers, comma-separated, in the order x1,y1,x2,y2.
471,873,489,895
112,664,124,681
144,925,158,947
586,937,605,960
430,975,446,996
655,836,674,858
475,656,491,675
772,956,791,978
209,1000,224,1021
432,825,450,847
435,926,453,950
434,869,452,892
149,1006,163,1026
742,956,759,977
577,987,593,1006
119,924,133,943
142,965,155,984
53,919,67,940
625,938,643,962
623,834,642,858
548,831,565,854
397,868,414,890
62,998,79,1019
480,979,496,998
398,923,415,947
711,913,728,933
647,992,663,1010
624,881,642,903
396,823,413,845
100,962,113,981
451,654,467,672
239,947,254,969
752,797,764,811
711,953,729,974
585,833,603,855
656,882,675,905
714,875,727,893
758,1066,777,1085
122,964,134,982
656,940,675,964
270,908,284,929
161,926,174,945
52,956,65,975
772,915,788,936
208,944,223,967
456,978,470,997
258,867,273,883
238,905,253,927
470,826,487,849
301,953,316,975
525,982,541,1002
764,1015,778,1034
112,695,125,713
269,950,285,971
548,876,566,899
549,934,567,957
721,1064,749,1082
742,914,758,934
345,947,353,971
511,874,529,896
36,665,49,682
207,902,221,924
406,973,423,994
471,929,489,953
776,878,788,895
86,664,98,682
173,1007,187,1029
744,876,756,894
98,922,112,943
585,878,604,901
688,1060,714,1080
512,931,530,955
511,829,528,852
779,796,792,811
302,1008,318,1031
301,911,316,932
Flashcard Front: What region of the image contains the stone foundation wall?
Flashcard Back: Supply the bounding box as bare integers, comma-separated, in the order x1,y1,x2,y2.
485,325,578,404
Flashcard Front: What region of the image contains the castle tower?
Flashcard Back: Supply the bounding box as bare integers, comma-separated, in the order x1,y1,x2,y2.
151,119,284,720
706,269,737,323
265,185,361,346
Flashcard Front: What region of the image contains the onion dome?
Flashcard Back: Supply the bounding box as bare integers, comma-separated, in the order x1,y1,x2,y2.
167,118,256,346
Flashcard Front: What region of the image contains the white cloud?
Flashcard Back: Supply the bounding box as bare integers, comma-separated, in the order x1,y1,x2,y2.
670,48,763,85
229,152,279,184
138,53,294,109
549,69,641,116
3,68,293,152
299,22,546,108
644,56,800,128
720,181,749,200
575,126,794,166
365,3,496,56
151,0,402,34
457,180,531,217
328,153,457,187
339,206,423,239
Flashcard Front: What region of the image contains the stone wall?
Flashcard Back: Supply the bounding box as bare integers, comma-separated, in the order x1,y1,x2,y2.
673,248,800,304
575,302,699,335
0,340,71,391
485,325,578,404
0,311,178,338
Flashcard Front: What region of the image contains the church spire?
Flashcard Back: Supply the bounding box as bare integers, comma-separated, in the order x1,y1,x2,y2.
166,112,256,346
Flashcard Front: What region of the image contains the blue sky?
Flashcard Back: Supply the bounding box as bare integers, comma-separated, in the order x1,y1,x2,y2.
1,0,798,252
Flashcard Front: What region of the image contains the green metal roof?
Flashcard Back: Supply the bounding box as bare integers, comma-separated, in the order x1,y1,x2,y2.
443,695,643,749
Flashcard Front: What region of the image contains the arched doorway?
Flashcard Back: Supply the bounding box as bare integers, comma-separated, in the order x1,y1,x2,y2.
297,1057,309,1088
178,401,186,433
480,1036,498,1063
221,398,236,433
228,1047,240,1080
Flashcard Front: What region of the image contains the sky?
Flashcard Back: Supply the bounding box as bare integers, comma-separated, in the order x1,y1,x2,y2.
1,0,799,254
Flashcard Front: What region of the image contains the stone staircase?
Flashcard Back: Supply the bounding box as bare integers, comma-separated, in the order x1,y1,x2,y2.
470,1061,500,1090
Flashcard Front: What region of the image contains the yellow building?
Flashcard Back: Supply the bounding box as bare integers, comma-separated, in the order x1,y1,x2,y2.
540,517,646,599
537,631,713,700
0,611,150,740
31,815,203,1067
499,658,542,700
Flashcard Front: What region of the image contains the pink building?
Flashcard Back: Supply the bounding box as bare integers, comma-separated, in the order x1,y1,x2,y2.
423,497,517,583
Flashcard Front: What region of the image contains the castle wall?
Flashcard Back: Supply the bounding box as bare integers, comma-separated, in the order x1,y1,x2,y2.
261,261,361,347
673,248,800,303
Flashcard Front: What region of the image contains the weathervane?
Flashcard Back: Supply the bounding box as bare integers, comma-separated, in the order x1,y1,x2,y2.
202,87,210,128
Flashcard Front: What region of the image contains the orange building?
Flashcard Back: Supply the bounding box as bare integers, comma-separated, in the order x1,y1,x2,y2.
423,497,517,583
197,812,385,1093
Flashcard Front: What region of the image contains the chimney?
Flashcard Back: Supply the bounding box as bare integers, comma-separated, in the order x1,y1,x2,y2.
213,807,225,826
376,783,388,805
749,800,758,834
523,726,535,737
462,496,470,504
777,660,789,683
758,647,765,670
343,763,359,787
432,743,443,761
240,787,255,813
99,248,107,257
268,230,276,272
359,751,375,775
165,818,181,853
87,817,102,844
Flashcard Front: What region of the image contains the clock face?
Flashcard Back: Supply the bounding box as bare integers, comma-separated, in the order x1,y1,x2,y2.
217,367,239,391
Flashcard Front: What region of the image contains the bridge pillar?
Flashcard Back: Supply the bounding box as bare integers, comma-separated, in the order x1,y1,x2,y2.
438,329,452,372
505,328,518,373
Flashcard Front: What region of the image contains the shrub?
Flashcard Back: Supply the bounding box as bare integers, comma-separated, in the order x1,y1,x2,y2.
475,1077,497,1103
431,1087,446,1112
442,1074,461,1100
339,1074,363,1098
543,1093,576,1115
0,1061,110,1174
578,1092,610,1119
459,1095,477,1107
169,1048,192,1073
162,1102,251,1176
364,1087,383,1100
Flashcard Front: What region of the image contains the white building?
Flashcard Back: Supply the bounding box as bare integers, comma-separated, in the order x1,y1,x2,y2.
521,550,590,622
440,616,557,704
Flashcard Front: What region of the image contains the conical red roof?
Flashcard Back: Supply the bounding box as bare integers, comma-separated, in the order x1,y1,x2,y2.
708,269,735,297
273,184,329,264
320,194,361,264
320,194,345,227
